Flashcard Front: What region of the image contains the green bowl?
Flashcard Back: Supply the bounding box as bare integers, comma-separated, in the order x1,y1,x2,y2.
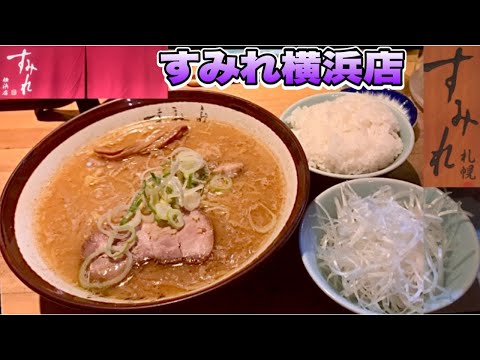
280,92,415,179
300,178,480,314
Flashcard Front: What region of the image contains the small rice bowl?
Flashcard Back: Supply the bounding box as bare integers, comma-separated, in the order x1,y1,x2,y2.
286,94,404,175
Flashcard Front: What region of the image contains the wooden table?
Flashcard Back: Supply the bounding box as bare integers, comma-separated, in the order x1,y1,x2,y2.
0,49,461,314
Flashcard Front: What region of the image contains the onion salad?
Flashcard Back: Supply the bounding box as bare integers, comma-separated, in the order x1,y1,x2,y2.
315,184,471,314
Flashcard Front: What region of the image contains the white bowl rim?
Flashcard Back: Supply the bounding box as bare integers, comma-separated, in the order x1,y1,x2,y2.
299,177,480,314
0,92,311,310
279,92,416,179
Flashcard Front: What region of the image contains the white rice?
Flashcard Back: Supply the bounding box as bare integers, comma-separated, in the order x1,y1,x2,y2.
286,94,404,175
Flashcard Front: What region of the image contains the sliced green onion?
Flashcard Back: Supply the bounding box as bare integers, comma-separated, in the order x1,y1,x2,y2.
106,235,136,259
150,172,162,185
145,182,160,206
143,186,161,222
184,190,201,211
155,202,171,221
178,155,204,175
176,171,185,184
167,208,184,229
96,147,213,254
209,174,233,191
105,225,137,259
122,209,142,229
186,174,194,188
120,181,146,225
79,248,133,290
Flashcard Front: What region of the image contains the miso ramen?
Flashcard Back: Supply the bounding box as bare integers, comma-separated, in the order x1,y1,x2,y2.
34,118,286,300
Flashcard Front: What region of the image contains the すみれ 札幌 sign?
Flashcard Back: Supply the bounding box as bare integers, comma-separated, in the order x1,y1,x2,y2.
424,46,480,187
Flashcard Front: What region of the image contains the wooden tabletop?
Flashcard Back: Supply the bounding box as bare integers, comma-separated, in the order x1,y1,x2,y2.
0,50,437,314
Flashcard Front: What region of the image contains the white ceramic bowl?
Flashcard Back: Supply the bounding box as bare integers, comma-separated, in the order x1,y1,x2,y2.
280,92,415,179
0,91,310,311
300,177,480,314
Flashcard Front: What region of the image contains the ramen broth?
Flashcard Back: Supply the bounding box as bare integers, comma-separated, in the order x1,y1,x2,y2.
34,118,286,300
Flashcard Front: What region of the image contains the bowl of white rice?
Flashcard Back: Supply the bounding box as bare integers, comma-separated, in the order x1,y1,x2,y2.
280,92,415,179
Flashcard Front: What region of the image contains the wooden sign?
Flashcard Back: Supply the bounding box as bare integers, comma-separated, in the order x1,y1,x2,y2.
424,46,480,187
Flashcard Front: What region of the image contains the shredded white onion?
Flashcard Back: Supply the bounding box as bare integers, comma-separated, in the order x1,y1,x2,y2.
316,185,468,314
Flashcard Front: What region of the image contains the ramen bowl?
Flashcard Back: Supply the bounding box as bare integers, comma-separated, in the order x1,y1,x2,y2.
0,90,310,311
